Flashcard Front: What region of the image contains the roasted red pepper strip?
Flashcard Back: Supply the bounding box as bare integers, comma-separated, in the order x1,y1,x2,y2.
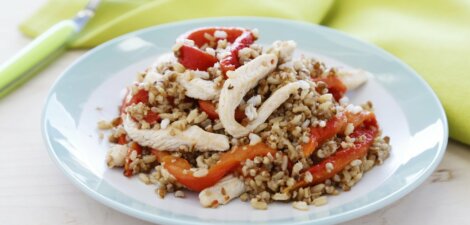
124,142,143,177
120,88,147,115
144,110,161,125
176,45,218,71
183,27,246,48
287,116,379,192
302,111,375,157
220,30,256,76
117,134,127,145
175,27,256,73
151,143,276,192
313,76,347,101
120,89,160,125
127,89,149,107
198,100,246,122
197,100,220,120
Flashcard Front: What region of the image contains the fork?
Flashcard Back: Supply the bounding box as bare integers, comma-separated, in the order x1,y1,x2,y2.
0,0,101,98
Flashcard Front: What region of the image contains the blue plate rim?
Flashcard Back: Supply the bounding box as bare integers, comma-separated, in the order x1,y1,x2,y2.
41,16,448,225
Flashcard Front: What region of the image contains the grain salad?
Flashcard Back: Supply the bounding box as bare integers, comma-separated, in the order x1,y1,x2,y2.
101,27,391,210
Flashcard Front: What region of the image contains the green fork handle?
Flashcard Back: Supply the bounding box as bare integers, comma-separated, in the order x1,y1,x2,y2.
0,20,78,98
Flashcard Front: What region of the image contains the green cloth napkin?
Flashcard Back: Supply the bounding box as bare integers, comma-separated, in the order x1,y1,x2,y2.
20,0,334,48
324,0,470,145
20,0,470,145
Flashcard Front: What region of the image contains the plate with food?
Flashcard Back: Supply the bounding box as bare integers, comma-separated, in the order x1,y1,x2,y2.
42,17,447,225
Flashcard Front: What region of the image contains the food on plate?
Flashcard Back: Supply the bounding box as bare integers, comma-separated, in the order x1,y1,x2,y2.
102,27,391,210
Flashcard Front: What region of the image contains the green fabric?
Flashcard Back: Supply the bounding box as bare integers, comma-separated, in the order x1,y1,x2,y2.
19,0,470,145
324,0,470,145
20,0,334,48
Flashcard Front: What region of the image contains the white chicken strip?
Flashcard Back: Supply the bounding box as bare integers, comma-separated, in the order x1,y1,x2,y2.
267,40,297,64
219,56,310,137
199,176,245,207
246,80,310,131
219,54,278,137
337,69,369,90
177,71,220,100
123,115,229,151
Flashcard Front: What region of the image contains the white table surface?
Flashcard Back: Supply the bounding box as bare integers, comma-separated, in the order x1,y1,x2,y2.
1,1,469,225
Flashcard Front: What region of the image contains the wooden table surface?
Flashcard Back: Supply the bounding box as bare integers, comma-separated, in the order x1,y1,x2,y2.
1,1,469,224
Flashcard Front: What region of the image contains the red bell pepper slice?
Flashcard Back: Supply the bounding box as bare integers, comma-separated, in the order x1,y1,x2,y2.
174,27,256,73
287,115,379,192
127,89,149,107
117,134,127,145
151,142,276,192
220,30,256,76
182,27,246,48
144,110,160,125
197,100,220,120
198,100,246,122
176,45,218,71
313,76,347,101
124,142,143,177
302,111,375,157
120,88,148,115
120,89,160,125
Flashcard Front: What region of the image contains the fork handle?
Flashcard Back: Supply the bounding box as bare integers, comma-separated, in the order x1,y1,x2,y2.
0,20,78,98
